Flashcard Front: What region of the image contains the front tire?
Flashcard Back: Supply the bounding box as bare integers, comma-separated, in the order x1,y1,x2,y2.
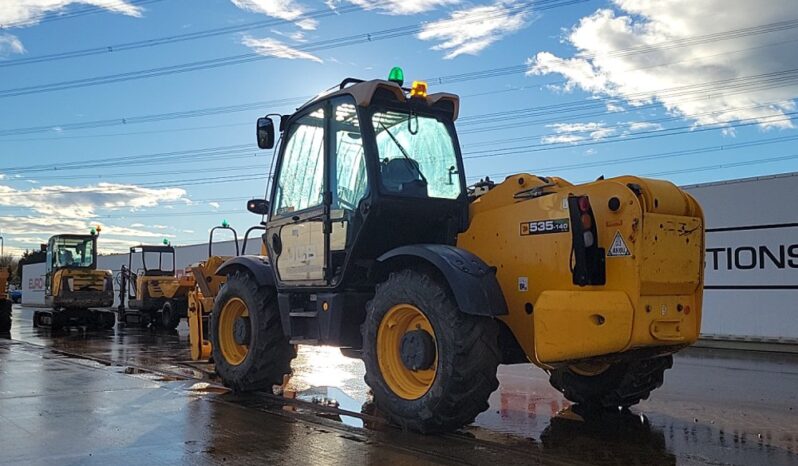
549,355,673,408
160,301,182,330
210,271,295,392
362,268,501,433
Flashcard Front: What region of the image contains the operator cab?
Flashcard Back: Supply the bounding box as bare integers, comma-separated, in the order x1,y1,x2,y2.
256,69,468,291
46,233,98,273
129,243,176,278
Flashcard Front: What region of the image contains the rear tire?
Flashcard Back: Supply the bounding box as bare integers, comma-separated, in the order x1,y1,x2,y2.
549,355,673,408
0,300,11,333
210,271,295,392
362,268,501,433
160,302,181,330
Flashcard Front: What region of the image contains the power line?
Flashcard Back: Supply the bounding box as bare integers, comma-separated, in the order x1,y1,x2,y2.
0,0,584,99
2,72,796,179
3,40,796,140
463,112,798,159
0,0,165,29
0,3,371,68
471,133,798,180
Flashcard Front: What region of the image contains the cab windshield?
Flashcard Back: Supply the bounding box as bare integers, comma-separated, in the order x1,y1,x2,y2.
372,109,462,199
52,237,95,268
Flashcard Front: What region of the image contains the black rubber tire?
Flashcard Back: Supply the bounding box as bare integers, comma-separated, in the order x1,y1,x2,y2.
210,271,295,392
549,355,673,408
99,311,116,330
36,310,65,331
160,302,181,330
0,300,11,333
362,268,501,433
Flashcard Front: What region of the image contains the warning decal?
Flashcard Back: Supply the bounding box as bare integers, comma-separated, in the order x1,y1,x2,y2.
607,230,631,257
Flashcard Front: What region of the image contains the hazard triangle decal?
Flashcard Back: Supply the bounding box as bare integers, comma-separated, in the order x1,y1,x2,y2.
607,230,631,257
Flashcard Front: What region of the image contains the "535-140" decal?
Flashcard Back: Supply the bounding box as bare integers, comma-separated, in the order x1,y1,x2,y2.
520,218,570,236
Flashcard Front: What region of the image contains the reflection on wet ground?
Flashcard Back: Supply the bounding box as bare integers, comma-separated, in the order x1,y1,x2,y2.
3,305,798,465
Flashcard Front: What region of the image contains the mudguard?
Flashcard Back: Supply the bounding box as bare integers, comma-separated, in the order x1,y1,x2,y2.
215,256,276,287
377,244,508,317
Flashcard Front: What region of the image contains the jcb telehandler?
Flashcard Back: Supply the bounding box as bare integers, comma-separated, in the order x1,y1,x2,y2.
117,242,194,329
188,221,265,360
34,228,116,330
205,69,705,433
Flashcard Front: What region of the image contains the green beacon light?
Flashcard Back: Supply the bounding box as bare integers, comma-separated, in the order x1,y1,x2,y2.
90,227,97,236
163,238,170,246
388,66,404,86
222,219,230,228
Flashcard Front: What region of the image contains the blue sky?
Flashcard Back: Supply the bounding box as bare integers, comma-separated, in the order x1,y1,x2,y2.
1,0,797,255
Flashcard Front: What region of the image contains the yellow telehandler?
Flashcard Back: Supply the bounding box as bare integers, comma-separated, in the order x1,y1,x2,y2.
34,227,116,330
188,221,264,360
203,69,705,433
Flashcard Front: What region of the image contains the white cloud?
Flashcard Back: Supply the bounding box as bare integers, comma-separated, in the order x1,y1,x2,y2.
0,181,187,254
0,33,25,56
208,202,220,209
0,0,142,27
627,121,663,131
418,1,530,59
231,0,317,30
541,121,616,144
332,0,459,16
605,101,624,113
528,0,798,130
241,35,322,63
0,182,187,219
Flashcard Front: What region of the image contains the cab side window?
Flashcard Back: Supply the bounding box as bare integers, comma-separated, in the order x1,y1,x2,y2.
273,108,325,216
331,98,367,211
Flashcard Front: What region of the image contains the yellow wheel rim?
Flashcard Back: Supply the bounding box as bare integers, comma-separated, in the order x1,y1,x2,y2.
377,304,437,400
569,361,611,376
218,297,249,366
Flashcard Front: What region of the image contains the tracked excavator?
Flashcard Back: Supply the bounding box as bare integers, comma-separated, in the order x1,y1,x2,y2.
34,227,115,330
200,69,705,433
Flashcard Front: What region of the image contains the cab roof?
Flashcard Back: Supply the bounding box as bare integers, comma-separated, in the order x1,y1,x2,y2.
49,234,96,241
294,79,460,121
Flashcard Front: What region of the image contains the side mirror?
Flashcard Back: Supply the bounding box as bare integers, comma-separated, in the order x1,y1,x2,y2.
247,199,270,215
256,117,275,149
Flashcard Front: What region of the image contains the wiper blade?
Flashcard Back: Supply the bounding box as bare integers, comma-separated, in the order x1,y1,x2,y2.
379,121,427,184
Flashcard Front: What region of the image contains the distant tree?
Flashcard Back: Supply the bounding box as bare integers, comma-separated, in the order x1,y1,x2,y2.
17,249,47,284
0,255,17,284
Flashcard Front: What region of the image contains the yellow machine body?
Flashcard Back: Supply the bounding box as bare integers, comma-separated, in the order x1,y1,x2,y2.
188,255,232,361
48,267,113,309
130,275,195,312
457,174,704,367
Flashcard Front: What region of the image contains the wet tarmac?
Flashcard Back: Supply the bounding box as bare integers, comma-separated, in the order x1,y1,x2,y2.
2,305,797,465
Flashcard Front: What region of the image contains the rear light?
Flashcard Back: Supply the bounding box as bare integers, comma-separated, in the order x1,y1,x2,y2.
568,195,606,286
578,197,591,212
580,213,592,230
